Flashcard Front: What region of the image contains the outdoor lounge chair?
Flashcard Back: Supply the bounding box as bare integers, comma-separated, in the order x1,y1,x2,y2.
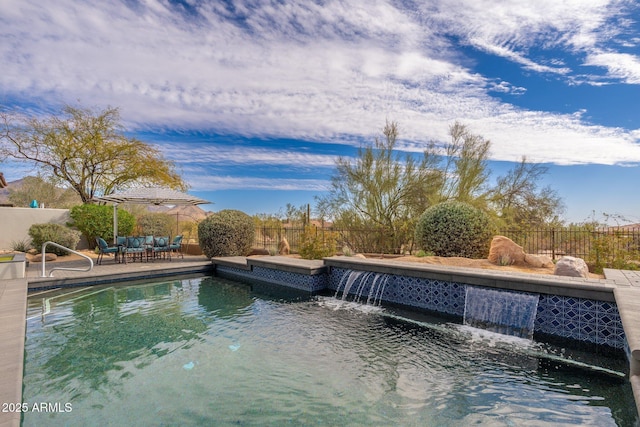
152,236,171,260
143,235,155,261
169,235,183,258
96,237,120,265
124,236,146,263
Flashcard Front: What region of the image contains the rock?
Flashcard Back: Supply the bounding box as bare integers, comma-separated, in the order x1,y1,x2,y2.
524,253,554,268
278,237,290,255
352,253,367,259
31,253,57,262
247,248,270,256
554,256,589,278
488,236,526,265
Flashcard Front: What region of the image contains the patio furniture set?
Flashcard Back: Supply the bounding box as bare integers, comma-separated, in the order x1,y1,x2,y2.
96,235,183,264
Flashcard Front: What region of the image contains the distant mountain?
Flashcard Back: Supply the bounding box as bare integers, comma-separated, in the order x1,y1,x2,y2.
0,178,25,206
146,204,210,220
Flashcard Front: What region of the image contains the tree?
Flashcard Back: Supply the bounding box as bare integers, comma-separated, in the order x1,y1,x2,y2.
280,203,309,226
317,121,441,253
490,157,564,228
0,105,186,203
437,121,491,207
69,204,135,245
8,175,81,208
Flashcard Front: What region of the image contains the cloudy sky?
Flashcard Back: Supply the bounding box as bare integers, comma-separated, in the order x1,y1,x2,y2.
1,0,640,223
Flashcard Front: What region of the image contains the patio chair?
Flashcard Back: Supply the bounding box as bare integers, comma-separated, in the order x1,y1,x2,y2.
152,236,171,260
143,235,155,261
96,237,120,265
169,235,184,259
124,236,146,263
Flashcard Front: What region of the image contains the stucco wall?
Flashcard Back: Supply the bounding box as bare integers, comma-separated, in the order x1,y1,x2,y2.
0,207,88,250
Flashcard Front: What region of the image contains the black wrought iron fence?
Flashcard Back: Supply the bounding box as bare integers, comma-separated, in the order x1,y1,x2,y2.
498,227,640,267
254,226,396,254
255,225,640,266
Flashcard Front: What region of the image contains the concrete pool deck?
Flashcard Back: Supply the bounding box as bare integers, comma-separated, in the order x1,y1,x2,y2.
2,255,640,426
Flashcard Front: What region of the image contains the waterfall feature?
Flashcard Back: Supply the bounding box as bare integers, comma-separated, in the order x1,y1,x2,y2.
335,271,390,306
464,286,540,339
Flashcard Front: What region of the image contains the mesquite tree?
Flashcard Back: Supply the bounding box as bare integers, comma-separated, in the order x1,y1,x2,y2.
0,105,186,203
317,121,442,253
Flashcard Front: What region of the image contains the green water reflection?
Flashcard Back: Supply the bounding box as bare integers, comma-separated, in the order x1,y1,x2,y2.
26,278,254,393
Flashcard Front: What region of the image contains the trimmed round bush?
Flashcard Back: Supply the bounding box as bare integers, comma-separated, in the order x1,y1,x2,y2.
415,201,493,258
198,210,254,258
28,223,81,255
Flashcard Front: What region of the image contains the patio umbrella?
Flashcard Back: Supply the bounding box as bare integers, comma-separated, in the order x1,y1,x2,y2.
92,187,211,242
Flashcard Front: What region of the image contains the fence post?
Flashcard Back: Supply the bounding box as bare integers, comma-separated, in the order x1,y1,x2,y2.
263,226,266,249
551,228,556,260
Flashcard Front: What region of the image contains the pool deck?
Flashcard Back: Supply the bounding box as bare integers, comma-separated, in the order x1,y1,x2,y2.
0,254,213,427
2,256,640,426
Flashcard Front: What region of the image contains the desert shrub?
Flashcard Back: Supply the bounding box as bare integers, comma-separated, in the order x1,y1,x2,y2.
415,201,493,258
69,204,135,243
198,210,254,257
414,249,433,257
11,238,32,252
587,232,640,273
28,223,81,255
137,213,174,237
299,225,338,259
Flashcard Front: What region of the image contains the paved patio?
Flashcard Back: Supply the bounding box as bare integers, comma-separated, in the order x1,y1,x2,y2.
26,252,213,289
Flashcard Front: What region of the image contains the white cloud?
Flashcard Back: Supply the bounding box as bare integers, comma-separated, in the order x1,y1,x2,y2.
161,144,338,168
1,0,639,175
584,51,640,84
188,175,330,192
421,0,637,80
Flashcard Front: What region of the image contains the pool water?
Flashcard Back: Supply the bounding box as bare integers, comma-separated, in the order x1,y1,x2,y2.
23,276,637,426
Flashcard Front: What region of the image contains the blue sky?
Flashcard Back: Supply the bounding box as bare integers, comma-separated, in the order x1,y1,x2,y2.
1,0,640,224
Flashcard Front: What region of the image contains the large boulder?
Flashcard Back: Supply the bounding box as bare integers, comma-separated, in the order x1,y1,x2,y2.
554,256,589,278
278,237,290,255
31,253,58,262
524,253,554,268
488,236,526,265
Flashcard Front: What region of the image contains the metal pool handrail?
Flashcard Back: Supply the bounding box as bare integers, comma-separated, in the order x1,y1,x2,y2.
40,241,94,277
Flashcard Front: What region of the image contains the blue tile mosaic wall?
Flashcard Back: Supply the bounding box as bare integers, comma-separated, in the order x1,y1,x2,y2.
215,263,625,349
535,294,624,348
329,267,625,349
329,267,466,317
216,265,327,292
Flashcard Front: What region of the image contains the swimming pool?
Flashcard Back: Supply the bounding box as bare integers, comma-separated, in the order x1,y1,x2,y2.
22,276,637,426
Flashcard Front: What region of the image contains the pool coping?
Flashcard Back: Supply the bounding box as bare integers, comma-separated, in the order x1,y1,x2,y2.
212,255,327,275
325,256,621,302
0,278,27,427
